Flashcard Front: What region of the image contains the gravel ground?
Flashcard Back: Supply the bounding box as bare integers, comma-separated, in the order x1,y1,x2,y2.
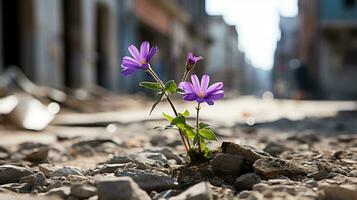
0,97,356,200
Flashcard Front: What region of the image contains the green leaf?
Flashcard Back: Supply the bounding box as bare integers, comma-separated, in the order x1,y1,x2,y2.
199,128,217,140
139,81,161,90
153,125,177,130
181,110,190,117
149,101,160,115
149,92,165,115
165,80,177,94
193,135,200,145
162,113,174,122
199,122,210,130
171,114,185,126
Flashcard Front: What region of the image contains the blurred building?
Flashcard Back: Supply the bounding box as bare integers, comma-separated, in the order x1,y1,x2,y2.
272,16,300,98
0,0,244,94
206,15,243,89
0,0,120,90
298,0,357,99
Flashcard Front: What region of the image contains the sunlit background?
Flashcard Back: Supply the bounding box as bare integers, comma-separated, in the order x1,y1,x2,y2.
207,0,298,70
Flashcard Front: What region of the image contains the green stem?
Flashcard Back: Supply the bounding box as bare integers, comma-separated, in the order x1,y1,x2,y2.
147,66,191,152
196,103,201,155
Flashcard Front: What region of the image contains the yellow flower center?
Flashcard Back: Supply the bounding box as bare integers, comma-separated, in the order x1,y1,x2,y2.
140,59,147,65
197,91,205,98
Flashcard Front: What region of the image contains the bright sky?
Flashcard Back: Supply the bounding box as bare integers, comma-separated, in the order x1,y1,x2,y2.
206,0,298,70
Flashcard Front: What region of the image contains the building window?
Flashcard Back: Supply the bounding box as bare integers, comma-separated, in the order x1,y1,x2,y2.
344,0,356,9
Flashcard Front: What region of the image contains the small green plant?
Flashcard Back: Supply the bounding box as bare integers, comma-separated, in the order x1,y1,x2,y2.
121,41,224,162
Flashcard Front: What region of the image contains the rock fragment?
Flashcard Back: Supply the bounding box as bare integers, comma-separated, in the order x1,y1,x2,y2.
253,157,309,178
95,176,151,200
0,165,33,185
234,173,261,191
319,183,357,200
115,168,178,192
169,182,212,200
221,142,270,163
70,183,97,199
211,153,243,175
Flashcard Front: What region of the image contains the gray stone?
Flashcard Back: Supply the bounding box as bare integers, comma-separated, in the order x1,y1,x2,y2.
221,142,270,164
70,183,97,199
20,172,46,186
128,152,170,168
95,176,151,200
39,164,59,178
51,166,84,177
234,173,261,191
319,184,357,200
144,147,183,164
252,183,268,192
237,190,251,199
305,179,318,188
98,164,127,174
0,165,33,185
45,186,70,199
169,182,212,200
212,153,243,175
115,168,178,192
253,157,308,178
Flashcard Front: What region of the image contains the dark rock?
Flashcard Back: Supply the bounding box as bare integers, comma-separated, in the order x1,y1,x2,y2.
70,183,97,199
233,173,261,191
144,147,183,164
0,165,33,185
115,168,178,192
169,182,212,200
176,163,213,188
95,176,151,200
221,142,270,164
263,142,290,157
211,153,243,175
105,155,132,164
98,164,127,174
24,146,49,163
253,157,309,178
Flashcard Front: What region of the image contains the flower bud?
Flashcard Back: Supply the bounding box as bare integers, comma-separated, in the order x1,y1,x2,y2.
185,52,203,71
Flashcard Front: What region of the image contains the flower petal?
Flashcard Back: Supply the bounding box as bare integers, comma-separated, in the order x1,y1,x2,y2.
147,46,158,62
196,97,205,103
205,99,214,105
128,45,142,61
207,92,224,100
122,56,141,66
179,82,195,93
191,74,201,94
200,74,210,93
183,93,197,101
140,41,150,59
121,67,138,76
206,82,223,94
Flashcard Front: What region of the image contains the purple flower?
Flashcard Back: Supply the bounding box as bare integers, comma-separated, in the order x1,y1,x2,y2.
121,41,158,76
186,52,203,71
179,74,224,105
